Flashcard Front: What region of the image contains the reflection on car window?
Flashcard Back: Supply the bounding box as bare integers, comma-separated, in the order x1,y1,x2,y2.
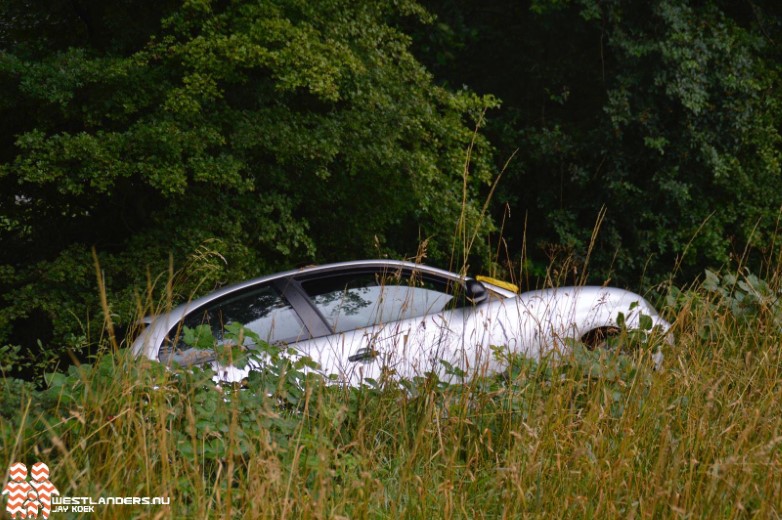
301,270,458,333
173,285,307,350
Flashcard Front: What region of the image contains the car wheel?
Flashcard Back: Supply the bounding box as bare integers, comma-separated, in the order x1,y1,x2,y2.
581,326,621,350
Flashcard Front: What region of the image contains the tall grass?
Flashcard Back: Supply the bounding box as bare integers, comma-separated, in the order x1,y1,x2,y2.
2,260,781,519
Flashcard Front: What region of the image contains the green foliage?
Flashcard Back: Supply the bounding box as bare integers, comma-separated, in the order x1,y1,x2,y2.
4,269,782,517
415,0,782,285
0,0,497,367
608,302,665,356
4,0,782,379
699,268,782,327
668,268,782,346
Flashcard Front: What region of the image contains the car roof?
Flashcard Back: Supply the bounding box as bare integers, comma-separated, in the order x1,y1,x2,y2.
168,259,470,315
131,259,479,358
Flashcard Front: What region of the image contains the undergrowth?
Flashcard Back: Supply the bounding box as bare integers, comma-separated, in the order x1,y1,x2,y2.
2,267,782,518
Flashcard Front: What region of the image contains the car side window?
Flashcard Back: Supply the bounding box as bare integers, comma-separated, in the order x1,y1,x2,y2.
170,285,308,352
300,269,460,334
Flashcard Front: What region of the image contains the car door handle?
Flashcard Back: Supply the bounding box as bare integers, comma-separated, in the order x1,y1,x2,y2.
348,347,378,363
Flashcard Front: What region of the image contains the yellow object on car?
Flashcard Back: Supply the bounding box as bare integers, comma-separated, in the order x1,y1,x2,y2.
476,275,519,293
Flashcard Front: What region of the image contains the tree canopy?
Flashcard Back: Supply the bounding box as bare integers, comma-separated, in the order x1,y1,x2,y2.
0,0,496,371
1,0,781,373
414,0,782,284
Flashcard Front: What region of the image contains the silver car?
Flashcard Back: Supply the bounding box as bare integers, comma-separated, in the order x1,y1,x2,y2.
131,260,671,385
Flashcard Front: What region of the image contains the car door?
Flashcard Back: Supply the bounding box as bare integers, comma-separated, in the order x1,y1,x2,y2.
158,281,319,380
294,266,470,385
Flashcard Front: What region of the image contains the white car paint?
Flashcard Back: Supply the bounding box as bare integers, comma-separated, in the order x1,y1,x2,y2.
131,260,671,385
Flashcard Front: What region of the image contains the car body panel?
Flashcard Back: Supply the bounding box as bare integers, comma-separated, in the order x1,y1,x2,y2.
131,260,671,385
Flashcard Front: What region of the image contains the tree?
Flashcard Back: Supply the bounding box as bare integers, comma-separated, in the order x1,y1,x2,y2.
414,0,782,286
0,0,497,374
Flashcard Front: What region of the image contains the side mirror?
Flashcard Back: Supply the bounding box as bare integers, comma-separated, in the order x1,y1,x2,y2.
465,279,488,305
